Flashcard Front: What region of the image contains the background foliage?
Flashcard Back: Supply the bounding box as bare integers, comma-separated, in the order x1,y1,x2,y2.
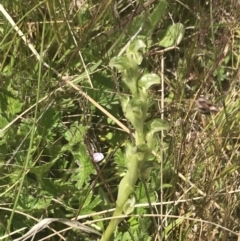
1,0,240,240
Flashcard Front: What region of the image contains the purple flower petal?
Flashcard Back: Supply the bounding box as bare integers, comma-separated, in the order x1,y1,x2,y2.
93,153,104,162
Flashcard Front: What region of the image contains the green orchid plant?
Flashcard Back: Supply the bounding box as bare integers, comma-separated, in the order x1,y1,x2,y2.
100,38,168,241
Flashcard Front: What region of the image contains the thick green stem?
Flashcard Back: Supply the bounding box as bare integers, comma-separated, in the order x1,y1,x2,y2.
100,158,139,241
135,130,144,146
100,206,123,241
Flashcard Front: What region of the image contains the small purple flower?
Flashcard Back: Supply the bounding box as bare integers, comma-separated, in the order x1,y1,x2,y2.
93,152,104,162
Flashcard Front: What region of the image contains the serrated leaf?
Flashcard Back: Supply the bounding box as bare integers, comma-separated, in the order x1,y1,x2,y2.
29,160,57,176
38,108,61,131
0,89,14,113
98,187,111,207
114,149,126,167
71,147,96,189
37,109,61,139
8,97,23,115
82,193,102,213
64,122,86,144
18,193,52,210
0,115,8,129
159,23,185,47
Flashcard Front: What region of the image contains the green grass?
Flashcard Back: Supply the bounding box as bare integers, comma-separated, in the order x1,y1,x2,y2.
0,0,240,240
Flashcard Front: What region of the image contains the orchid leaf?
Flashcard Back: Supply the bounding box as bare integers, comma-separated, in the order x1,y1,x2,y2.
138,73,160,89
127,39,146,65
109,56,133,72
146,118,169,133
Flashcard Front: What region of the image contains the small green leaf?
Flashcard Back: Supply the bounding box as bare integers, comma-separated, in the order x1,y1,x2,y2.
127,39,146,65
123,196,136,215
146,131,154,149
159,23,185,47
0,115,8,129
8,97,23,115
109,56,133,71
126,98,144,115
138,73,160,89
146,118,169,133
124,98,146,131
105,132,113,140
121,96,130,114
